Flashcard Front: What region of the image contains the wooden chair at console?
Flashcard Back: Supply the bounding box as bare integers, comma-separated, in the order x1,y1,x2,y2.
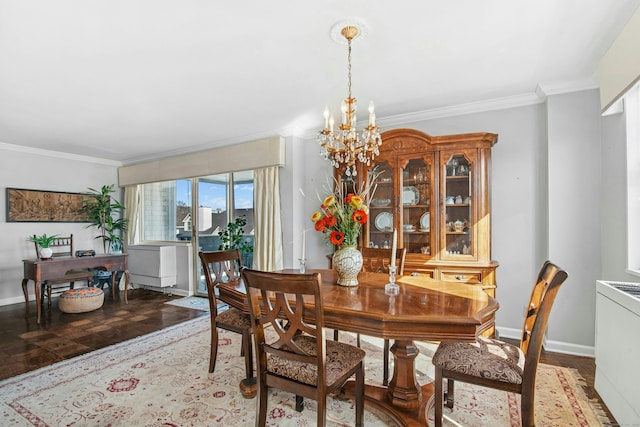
241,268,365,427
333,246,406,386
33,234,93,308
198,249,253,382
432,260,568,427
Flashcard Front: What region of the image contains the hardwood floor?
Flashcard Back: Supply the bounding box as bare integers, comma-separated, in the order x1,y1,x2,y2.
0,288,618,425
0,288,207,382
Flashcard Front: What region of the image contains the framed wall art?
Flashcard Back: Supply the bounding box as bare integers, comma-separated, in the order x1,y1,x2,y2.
6,188,92,222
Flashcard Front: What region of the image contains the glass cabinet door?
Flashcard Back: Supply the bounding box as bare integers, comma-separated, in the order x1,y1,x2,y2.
400,157,432,256
366,161,395,250
441,151,475,259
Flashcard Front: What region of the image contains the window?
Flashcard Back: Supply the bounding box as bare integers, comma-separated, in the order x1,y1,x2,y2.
195,172,254,252
142,179,192,242
140,172,254,295
626,83,640,274
141,172,254,245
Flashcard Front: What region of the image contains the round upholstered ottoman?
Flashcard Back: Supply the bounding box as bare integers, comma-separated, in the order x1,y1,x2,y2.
58,287,104,313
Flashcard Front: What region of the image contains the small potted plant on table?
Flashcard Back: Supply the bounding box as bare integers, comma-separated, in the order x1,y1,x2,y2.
29,233,59,259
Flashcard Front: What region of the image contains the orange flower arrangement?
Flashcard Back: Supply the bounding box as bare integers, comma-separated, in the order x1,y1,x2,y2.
311,174,378,247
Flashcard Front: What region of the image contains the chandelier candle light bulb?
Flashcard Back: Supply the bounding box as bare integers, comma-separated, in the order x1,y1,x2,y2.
368,101,376,126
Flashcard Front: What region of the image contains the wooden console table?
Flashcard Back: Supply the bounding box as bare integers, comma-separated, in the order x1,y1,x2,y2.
22,254,130,324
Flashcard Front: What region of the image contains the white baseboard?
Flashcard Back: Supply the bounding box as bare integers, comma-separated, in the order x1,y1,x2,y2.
131,285,192,297
497,326,594,357
0,295,33,307
496,326,521,340
543,339,595,358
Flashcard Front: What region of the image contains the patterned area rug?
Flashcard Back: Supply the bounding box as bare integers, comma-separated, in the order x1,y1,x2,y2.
0,316,607,426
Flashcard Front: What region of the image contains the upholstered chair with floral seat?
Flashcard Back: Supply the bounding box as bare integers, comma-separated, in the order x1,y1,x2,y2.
432,260,568,427
241,268,365,427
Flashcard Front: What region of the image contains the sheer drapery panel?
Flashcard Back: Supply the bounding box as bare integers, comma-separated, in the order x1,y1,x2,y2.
253,166,283,271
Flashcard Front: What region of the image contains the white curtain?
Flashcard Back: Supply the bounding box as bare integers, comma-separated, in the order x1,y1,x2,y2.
123,185,141,247
253,166,283,271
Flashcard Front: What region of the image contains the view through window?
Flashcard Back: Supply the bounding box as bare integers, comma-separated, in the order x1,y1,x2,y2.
141,171,254,294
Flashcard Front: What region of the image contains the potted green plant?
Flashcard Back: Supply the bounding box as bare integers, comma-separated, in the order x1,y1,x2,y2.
80,184,128,253
29,233,59,259
218,216,253,267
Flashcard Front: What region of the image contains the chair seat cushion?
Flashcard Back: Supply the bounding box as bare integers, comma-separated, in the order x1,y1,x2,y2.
267,335,365,386
432,336,525,384
216,307,252,329
58,287,104,313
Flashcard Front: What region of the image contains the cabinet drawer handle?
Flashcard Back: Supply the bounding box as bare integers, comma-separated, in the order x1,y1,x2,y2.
455,275,465,280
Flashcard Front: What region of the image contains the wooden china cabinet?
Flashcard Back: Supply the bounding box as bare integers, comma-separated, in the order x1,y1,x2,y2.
339,128,499,299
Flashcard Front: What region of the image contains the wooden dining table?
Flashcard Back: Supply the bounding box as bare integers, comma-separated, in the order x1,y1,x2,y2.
217,268,499,427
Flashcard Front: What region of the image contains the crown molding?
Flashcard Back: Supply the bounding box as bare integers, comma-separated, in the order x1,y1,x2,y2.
301,91,544,140
381,93,544,127
0,142,122,166
535,77,599,100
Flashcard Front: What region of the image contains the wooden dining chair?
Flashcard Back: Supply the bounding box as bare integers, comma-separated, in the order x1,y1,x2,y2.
241,268,365,427
334,246,406,386
198,250,253,381
33,234,93,307
432,260,568,427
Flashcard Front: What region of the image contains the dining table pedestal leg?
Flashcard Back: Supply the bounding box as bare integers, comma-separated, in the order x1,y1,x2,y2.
341,339,433,427
387,339,422,409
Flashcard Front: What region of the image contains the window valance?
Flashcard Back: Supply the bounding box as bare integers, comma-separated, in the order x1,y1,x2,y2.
118,136,285,186
599,8,640,113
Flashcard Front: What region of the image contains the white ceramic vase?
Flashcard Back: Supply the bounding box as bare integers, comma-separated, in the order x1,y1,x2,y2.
332,245,363,287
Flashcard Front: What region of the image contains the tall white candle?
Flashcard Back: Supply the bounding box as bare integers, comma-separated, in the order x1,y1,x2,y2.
390,228,397,270
302,230,306,260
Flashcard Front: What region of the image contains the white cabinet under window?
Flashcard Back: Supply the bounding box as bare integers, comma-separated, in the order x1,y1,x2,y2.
128,244,177,289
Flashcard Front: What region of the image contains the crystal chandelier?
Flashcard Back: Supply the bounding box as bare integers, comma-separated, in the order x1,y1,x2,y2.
318,25,382,177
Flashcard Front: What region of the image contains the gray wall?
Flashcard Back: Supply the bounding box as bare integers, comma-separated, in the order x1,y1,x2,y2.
0,147,120,304
546,90,603,353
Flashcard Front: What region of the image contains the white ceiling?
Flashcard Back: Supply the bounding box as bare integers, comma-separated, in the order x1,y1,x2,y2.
1,1,639,165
